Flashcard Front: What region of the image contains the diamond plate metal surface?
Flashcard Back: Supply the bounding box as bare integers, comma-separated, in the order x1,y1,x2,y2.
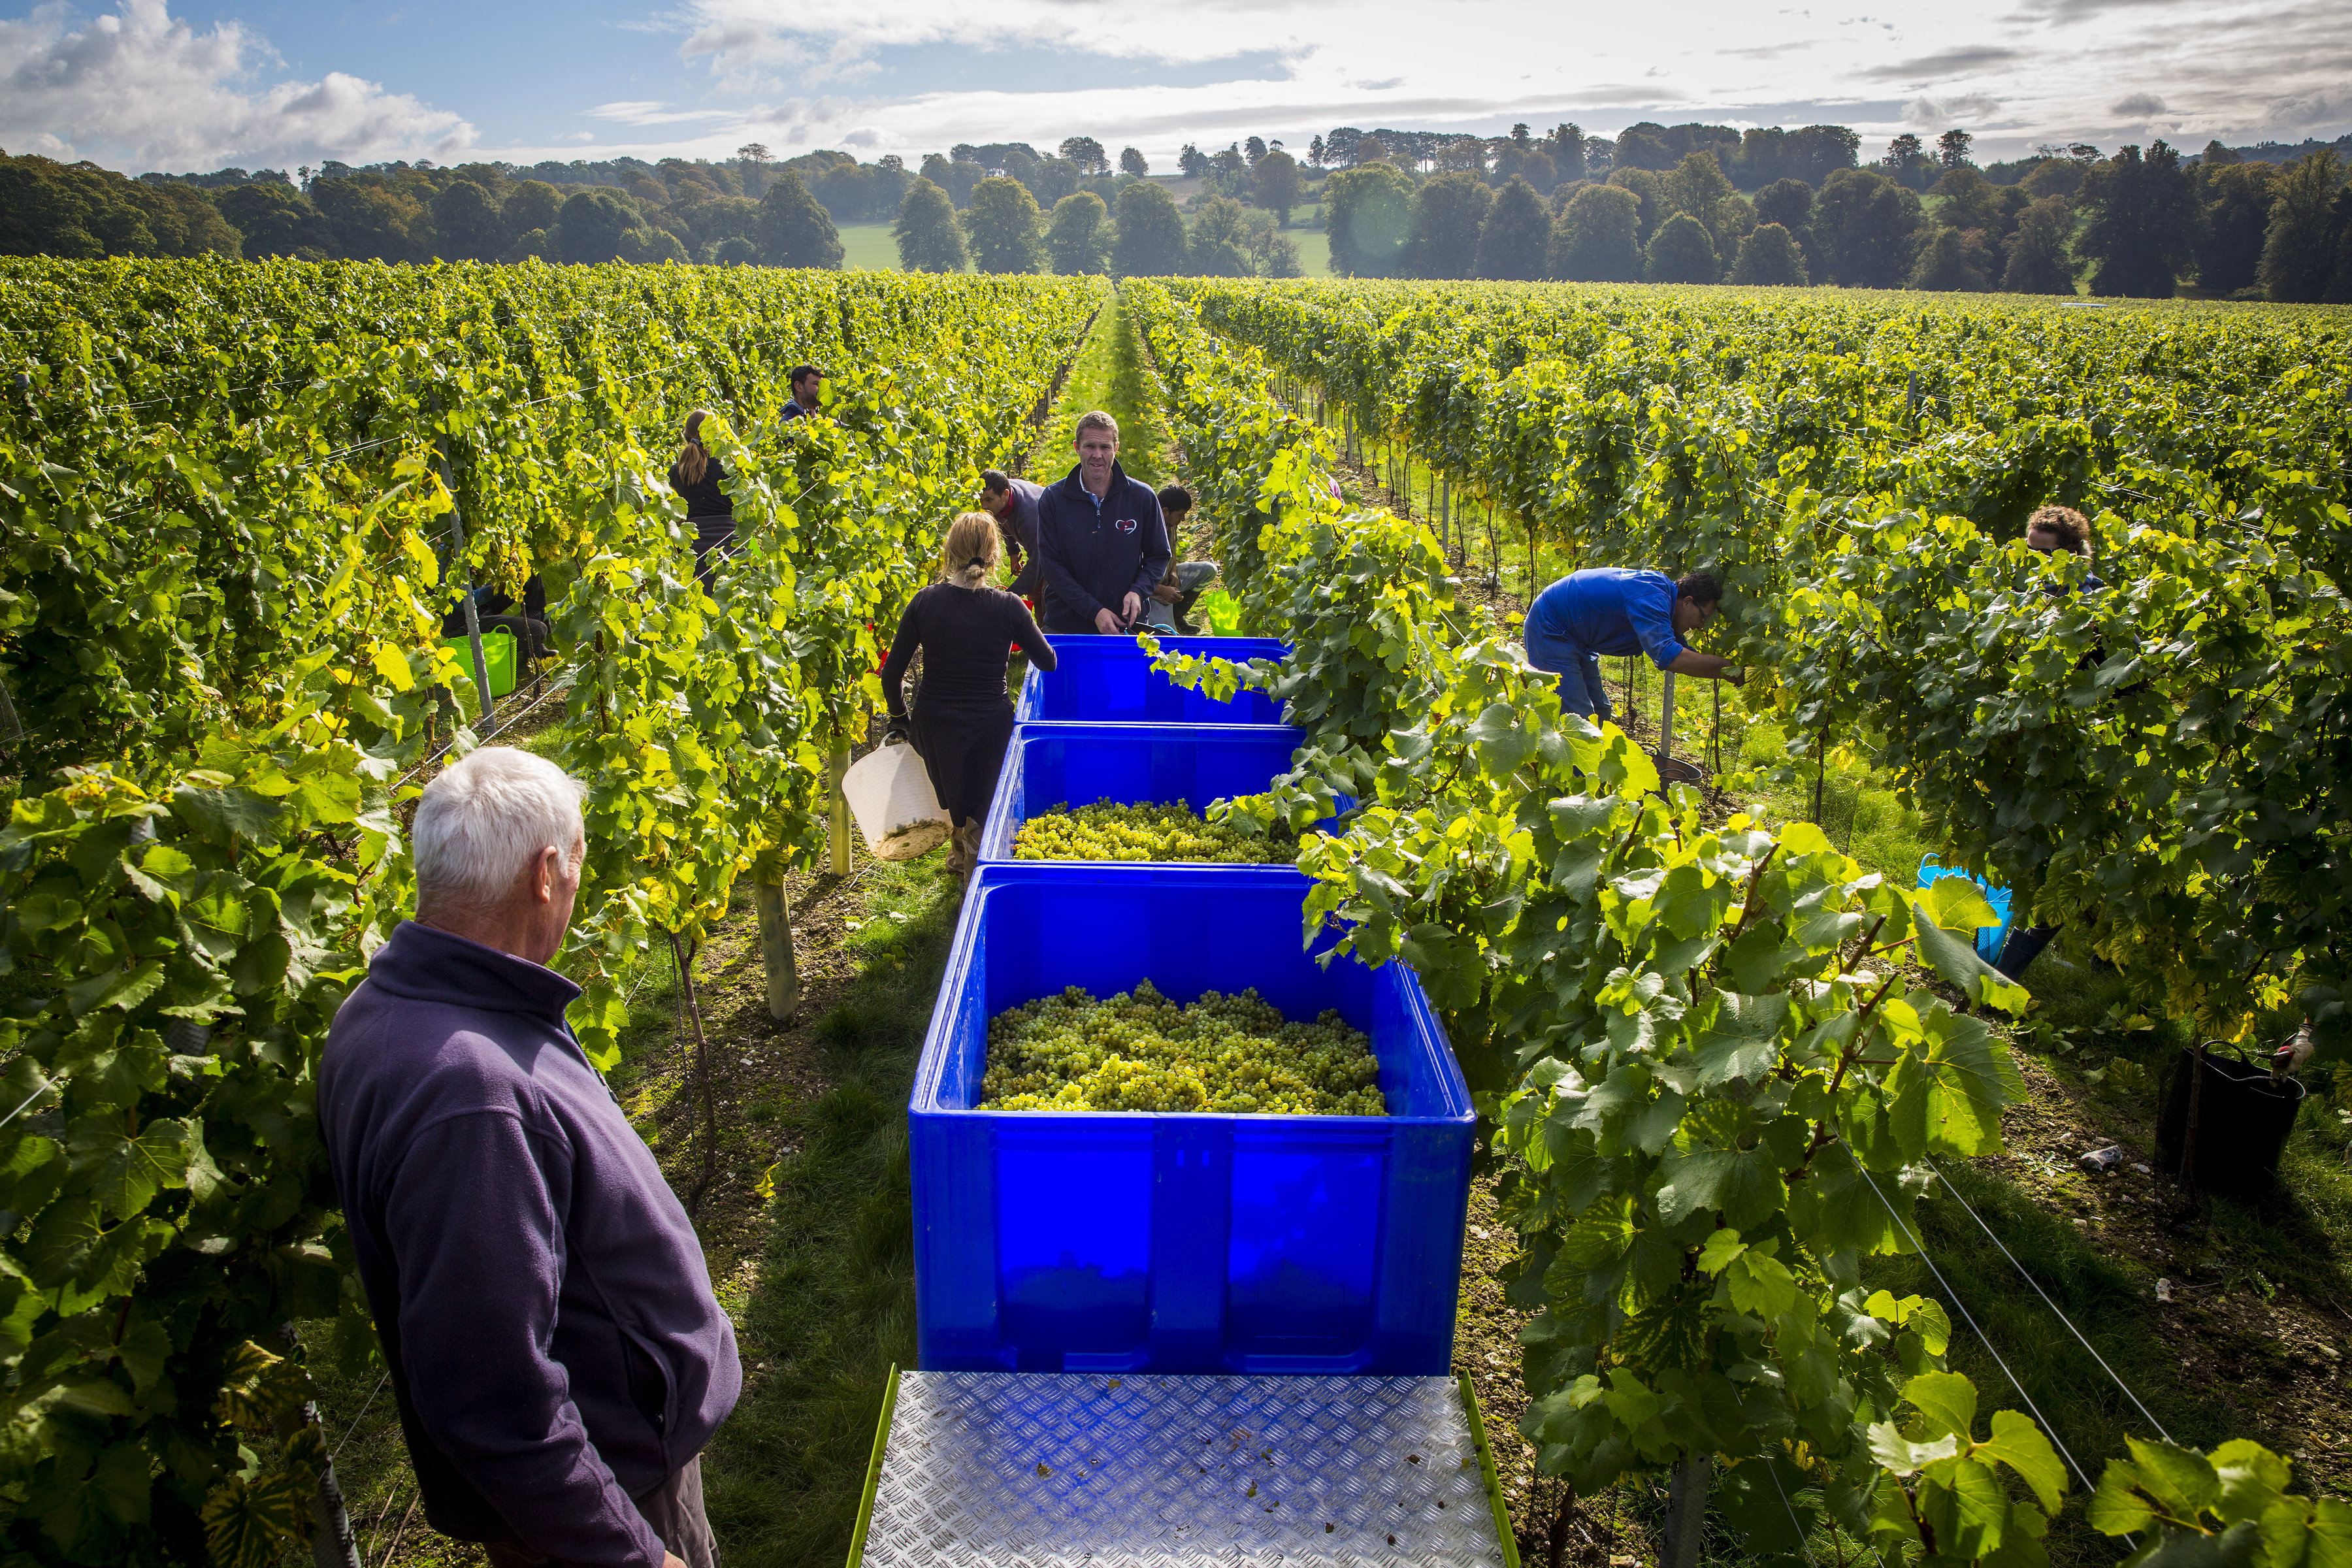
862,1371,1507,1567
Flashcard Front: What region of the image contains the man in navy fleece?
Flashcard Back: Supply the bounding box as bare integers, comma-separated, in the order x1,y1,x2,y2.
1522,568,1744,725
1034,410,1170,634
321,747,737,1568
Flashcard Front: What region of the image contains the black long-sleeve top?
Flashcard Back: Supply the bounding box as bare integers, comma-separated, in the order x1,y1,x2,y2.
879,582,1056,718
667,453,732,519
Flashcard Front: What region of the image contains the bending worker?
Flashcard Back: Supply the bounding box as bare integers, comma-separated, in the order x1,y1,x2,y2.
1035,411,1169,634
977,468,1045,598
1523,567,1742,725
881,514,1056,878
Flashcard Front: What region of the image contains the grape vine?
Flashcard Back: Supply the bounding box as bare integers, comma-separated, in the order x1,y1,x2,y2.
1164,278,2352,1049
1123,278,2345,1567
0,258,1102,1566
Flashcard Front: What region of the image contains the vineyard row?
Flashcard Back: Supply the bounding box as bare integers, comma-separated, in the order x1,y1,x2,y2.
1122,276,2348,1568
1167,277,2352,1046
0,258,1102,1566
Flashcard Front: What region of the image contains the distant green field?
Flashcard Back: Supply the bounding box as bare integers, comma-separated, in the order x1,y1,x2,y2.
838,221,900,270
832,218,1330,277
1290,226,1331,277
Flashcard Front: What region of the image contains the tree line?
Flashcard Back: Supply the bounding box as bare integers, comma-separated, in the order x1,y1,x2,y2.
1318,131,2352,299
0,135,1317,280
3,119,2347,298
890,176,1305,278
1,146,809,266
0,136,1258,273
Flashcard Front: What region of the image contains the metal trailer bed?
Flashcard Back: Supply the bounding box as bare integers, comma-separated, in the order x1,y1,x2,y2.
849,1369,1522,1567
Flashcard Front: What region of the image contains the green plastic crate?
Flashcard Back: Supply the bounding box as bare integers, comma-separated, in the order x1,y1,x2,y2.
1191,588,1243,635
442,629,518,698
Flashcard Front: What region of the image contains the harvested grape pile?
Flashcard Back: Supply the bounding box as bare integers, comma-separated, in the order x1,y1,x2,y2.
1011,800,1292,863
981,981,1388,1115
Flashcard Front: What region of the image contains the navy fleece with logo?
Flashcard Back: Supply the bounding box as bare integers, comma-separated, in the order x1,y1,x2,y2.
321,921,740,1567
1034,459,1170,633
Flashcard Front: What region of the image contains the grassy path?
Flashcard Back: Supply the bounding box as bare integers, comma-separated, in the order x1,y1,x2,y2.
1023,285,1174,487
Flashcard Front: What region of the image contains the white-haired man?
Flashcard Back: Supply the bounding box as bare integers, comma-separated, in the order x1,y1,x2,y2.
321,747,738,1568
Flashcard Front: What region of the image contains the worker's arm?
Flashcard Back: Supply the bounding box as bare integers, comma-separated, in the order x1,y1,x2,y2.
1668,647,1743,683
1129,492,1172,602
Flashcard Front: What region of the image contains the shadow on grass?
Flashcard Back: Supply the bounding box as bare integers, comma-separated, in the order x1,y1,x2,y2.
698,851,959,1567
1845,1156,2206,1567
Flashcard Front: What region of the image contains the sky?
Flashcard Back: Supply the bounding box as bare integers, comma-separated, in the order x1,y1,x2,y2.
2,0,2347,177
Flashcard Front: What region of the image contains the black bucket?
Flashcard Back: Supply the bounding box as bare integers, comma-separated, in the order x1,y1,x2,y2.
1655,754,1707,787
2155,1044,2306,1197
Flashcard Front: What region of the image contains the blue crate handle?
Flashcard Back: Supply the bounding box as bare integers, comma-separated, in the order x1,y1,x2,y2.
1916,855,2015,964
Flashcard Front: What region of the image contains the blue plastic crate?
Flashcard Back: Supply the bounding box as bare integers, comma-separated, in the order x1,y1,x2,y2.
978,722,1334,866
1016,634,1292,727
1917,855,2016,963
910,864,1475,1376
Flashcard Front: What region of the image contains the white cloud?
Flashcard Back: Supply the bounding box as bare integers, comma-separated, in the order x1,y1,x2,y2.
644,0,2278,166
676,0,1334,93
20,0,2330,178
587,100,736,126
1903,92,2004,127
2268,86,2352,129
0,0,472,169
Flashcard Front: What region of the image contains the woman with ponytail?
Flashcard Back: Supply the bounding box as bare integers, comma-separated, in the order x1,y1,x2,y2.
667,410,734,582
878,512,1056,878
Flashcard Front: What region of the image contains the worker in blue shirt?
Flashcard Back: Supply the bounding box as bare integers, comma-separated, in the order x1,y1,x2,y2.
1522,568,1742,725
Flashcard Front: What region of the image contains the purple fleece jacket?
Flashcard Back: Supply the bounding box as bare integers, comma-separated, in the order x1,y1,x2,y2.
321,921,740,1566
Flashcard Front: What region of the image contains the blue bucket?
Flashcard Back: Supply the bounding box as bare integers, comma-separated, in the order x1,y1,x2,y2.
1916,855,2014,963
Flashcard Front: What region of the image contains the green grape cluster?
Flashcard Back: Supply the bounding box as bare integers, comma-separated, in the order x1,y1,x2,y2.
1011,799,1294,863
981,981,1388,1116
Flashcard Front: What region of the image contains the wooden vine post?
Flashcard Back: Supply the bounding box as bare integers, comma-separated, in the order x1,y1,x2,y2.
1811,653,1847,825
828,747,853,874
753,883,801,1024
2181,1040,2208,1189
668,931,722,1210
1711,680,1723,777
286,1320,363,1568
431,396,497,724
1659,670,1676,765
